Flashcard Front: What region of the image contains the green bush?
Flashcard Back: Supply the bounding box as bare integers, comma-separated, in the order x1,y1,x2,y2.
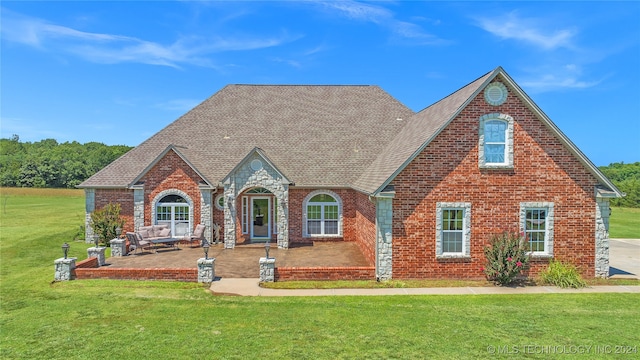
483,231,530,286
539,260,587,288
89,203,125,246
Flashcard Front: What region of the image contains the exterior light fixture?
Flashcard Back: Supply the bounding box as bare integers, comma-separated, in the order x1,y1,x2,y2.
264,242,271,259
202,241,210,260
115,227,122,238
62,243,70,259
93,234,100,248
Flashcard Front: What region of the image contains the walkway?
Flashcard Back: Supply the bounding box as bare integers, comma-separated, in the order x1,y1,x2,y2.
210,278,640,296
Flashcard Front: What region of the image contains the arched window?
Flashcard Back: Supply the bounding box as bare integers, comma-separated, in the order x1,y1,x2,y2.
478,113,514,168
155,192,192,237
303,191,341,237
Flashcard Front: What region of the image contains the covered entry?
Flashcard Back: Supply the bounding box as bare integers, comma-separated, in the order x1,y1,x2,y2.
241,187,275,242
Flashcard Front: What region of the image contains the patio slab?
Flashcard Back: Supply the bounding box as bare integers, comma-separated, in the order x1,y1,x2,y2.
104,241,370,278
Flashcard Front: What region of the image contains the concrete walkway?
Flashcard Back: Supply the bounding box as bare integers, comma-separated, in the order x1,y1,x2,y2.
210,278,640,296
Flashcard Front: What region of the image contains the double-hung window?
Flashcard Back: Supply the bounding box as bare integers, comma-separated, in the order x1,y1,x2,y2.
520,202,554,256
436,202,471,258
304,192,341,237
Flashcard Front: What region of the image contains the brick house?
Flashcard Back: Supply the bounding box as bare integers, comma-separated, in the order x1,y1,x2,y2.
79,67,623,279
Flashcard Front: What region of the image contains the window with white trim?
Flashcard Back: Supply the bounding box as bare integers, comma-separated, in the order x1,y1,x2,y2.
479,113,514,169
520,202,554,256
303,191,342,237
215,193,224,210
436,202,471,257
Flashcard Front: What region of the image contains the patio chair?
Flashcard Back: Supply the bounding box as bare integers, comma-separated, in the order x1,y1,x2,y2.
184,224,206,247
126,232,154,254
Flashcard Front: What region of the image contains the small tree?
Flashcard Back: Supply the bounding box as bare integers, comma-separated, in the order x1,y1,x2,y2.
90,203,125,246
483,231,530,286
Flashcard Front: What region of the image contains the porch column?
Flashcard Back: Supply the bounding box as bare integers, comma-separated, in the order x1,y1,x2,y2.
595,197,611,278
84,189,96,244
223,183,237,249
275,184,289,249
199,186,213,243
132,184,145,230
375,196,394,280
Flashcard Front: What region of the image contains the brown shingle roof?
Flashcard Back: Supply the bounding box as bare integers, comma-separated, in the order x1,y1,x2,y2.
352,71,493,194
79,85,414,188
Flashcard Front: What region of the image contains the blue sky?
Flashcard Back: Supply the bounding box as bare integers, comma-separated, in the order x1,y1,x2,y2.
1,1,639,166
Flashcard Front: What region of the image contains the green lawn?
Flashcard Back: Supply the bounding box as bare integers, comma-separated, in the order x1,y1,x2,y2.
610,207,640,238
1,188,639,359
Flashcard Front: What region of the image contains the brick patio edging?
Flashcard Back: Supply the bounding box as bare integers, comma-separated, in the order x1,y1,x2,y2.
72,257,375,282
275,266,375,281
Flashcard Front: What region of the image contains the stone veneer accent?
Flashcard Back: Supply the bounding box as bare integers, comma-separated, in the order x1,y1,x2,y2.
224,152,289,249
595,198,611,277
375,197,393,280
259,257,276,282
133,185,144,230
197,258,216,283
54,257,76,281
84,189,96,243
199,187,213,242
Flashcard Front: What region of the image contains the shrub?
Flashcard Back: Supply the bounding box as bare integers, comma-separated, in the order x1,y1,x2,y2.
539,260,587,288
89,203,125,246
483,231,530,286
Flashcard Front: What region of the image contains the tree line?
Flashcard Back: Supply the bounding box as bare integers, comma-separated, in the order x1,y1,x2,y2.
0,135,132,188
598,162,640,208
0,135,638,207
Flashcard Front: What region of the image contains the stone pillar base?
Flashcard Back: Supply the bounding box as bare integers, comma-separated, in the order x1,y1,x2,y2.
259,257,276,282
87,247,106,266
197,258,216,283
54,258,77,281
110,238,126,257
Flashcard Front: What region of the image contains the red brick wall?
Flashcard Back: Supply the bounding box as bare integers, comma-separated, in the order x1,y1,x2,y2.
288,188,363,244
141,150,205,227
74,267,198,282
354,191,376,266
391,79,599,279
94,189,135,233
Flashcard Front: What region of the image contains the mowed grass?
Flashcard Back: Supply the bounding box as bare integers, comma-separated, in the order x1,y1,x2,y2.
1,188,639,359
610,207,640,238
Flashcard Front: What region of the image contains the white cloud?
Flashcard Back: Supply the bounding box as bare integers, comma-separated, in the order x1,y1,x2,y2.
475,11,576,50
0,8,299,68
519,65,603,92
315,0,446,45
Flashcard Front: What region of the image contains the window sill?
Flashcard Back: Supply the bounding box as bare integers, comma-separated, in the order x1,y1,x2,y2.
436,254,471,260
479,164,514,170
529,253,553,259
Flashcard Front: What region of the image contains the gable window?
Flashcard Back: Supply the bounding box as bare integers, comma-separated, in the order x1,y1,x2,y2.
479,113,514,169
303,191,342,237
436,202,471,258
520,202,554,256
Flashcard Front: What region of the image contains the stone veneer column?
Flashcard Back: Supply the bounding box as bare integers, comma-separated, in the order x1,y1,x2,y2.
54,257,76,281
133,185,145,230
259,257,276,282
197,258,216,283
110,238,126,257
595,198,611,278
200,186,213,243
223,184,236,249
375,197,393,280
84,189,96,243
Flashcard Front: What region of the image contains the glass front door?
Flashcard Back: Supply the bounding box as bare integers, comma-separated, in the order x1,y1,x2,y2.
251,197,270,241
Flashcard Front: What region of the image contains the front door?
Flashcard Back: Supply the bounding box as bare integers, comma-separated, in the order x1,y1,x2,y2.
251,197,270,241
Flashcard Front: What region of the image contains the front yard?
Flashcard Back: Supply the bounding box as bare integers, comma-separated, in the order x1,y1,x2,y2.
1,188,638,358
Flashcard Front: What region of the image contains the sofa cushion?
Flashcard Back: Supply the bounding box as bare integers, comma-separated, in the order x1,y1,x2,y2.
158,228,171,237
138,229,150,239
